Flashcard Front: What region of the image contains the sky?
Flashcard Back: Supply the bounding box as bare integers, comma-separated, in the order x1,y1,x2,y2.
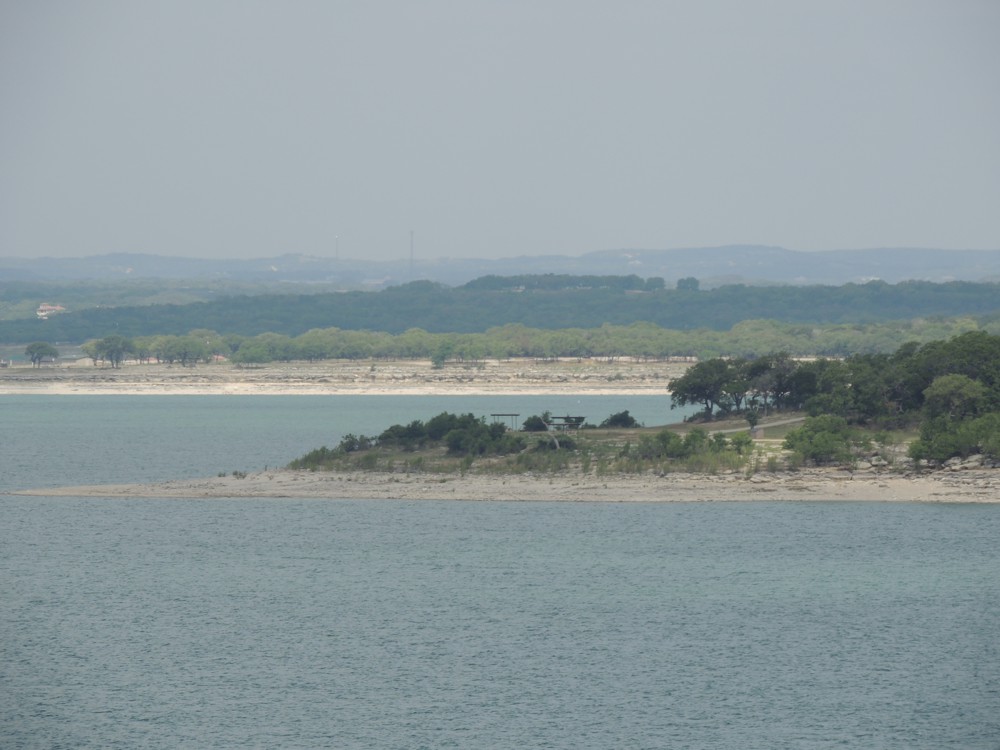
2,1,998,262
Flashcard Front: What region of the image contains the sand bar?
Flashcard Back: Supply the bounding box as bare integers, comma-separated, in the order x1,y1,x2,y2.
15,467,1000,503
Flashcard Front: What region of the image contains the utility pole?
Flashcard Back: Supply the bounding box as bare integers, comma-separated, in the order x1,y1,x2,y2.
410,230,414,280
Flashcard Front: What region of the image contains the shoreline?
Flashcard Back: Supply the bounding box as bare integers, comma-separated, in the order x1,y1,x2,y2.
13,466,1000,503
0,358,687,396
0,384,672,396
7,359,999,503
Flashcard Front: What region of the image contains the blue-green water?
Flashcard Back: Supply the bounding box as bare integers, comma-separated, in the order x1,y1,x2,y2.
0,394,690,492
2,396,999,748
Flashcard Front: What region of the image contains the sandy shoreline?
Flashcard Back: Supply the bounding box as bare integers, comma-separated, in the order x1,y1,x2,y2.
7,358,999,503
14,466,1000,503
0,358,688,395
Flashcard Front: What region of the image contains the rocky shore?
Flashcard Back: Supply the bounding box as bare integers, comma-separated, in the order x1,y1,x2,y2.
16,464,1000,503
0,358,690,395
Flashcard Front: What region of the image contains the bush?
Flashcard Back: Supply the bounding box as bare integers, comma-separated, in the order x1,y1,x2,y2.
288,445,336,470
909,412,1000,463
378,420,430,450
522,414,549,431
426,412,462,440
338,434,372,453
599,410,640,428
783,415,863,466
633,427,736,462
710,432,729,452
442,417,525,457
729,432,754,455
683,428,710,455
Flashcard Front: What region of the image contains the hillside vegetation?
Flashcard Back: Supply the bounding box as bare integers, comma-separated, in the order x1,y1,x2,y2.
2,277,999,344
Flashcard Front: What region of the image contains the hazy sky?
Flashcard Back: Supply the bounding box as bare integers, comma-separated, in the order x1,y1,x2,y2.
2,1,998,261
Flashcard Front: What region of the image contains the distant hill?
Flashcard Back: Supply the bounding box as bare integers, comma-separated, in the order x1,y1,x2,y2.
2,246,999,287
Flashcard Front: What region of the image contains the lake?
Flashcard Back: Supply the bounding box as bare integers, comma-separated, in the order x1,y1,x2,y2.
2,395,998,748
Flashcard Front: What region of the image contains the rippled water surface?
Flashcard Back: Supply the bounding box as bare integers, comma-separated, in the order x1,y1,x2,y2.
2,397,998,748
0,394,690,491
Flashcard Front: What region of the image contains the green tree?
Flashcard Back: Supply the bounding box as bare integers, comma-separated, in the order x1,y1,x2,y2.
430,338,455,368
844,354,895,422
921,374,988,421
908,374,993,463
95,335,134,368
25,341,59,367
131,336,156,363
188,329,228,359
670,358,733,416
230,333,296,364
230,342,273,365
81,340,101,365
800,359,852,417
162,335,210,366
720,357,751,412
971,413,1000,459
745,352,795,412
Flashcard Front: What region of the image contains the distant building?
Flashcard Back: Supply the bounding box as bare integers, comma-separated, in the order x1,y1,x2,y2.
36,303,67,319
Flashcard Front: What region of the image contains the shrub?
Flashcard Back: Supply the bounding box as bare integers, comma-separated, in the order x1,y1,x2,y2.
634,429,690,459
710,432,729,452
909,412,1000,462
659,430,689,458
522,414,549,431
599,410,640,428
338,434,372,453
783,415,862,466
729,432,753,455
288,445,337,470
378,420,429,450
682,428,710,455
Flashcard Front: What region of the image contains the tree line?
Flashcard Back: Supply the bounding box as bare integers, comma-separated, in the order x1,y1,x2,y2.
669,331,1000,464
35,317,996,368
3,277,999,344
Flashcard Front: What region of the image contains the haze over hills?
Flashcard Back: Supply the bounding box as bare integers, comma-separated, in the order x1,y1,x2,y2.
3,246,999,287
